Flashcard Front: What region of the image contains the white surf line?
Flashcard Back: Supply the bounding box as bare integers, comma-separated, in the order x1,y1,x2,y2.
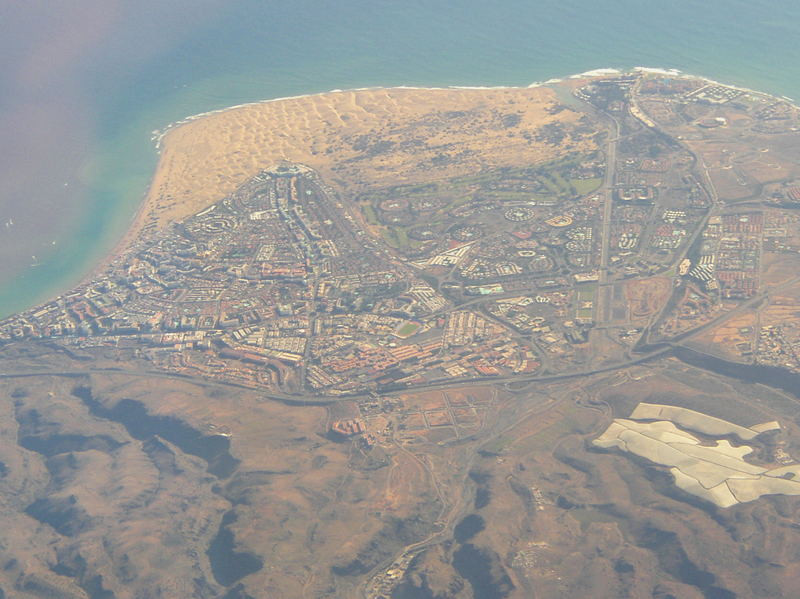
151,66,798,152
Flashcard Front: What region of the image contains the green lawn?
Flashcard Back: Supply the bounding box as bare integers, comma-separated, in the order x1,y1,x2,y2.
397,322,420,337
572,177,602,195
362,204,379,225
381,227,423,250
484,190,535,201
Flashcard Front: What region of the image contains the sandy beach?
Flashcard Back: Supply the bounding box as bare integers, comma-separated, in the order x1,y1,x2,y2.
113,84,595,257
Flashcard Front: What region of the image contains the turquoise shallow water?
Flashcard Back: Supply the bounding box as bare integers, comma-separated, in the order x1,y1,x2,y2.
2,0,800,316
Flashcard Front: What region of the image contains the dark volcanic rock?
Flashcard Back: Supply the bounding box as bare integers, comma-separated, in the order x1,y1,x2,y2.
25,495,92,537
207,511,264,586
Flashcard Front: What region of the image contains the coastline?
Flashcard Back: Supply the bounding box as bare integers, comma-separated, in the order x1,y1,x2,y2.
91,83,568,284
73,67,800,298
148,67,636,153
117,83,589,260
150,66,793,155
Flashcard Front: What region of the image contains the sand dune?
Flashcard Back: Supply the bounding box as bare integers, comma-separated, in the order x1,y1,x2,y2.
123,85,594,253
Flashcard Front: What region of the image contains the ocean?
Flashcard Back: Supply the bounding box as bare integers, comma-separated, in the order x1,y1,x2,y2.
2,0,800,316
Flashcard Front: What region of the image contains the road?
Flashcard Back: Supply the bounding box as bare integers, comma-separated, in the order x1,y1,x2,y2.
594,111,620,327
5,263,798,407
598,116,620,285
0,341,673,405
641,272,800,350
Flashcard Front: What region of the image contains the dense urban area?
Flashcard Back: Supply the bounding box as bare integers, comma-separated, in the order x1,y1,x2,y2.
5,74,800,395
5,72,800,599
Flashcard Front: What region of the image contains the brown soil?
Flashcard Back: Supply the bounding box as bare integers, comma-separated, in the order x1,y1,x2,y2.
117,86,595,255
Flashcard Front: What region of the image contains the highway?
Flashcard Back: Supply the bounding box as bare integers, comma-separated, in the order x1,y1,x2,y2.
5,264,796,408
0,341,672,406
638,272,800,351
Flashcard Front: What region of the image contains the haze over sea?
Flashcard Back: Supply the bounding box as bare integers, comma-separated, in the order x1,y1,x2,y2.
2,0,799,317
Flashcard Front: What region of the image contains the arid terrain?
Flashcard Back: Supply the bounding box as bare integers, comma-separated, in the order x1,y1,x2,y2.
5,343,800,599
5,72,800,598
129,85,592,249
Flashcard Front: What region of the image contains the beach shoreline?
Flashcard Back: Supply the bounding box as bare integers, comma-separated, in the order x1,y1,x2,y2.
149,66,790,155
88,67,794,286
105,82,581,268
